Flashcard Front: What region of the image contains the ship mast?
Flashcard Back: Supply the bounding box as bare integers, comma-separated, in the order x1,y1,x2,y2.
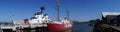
66,8,69,20
10,15,14,24
56,0,60,21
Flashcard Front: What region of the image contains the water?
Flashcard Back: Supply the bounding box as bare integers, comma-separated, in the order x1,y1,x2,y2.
72,22,93,32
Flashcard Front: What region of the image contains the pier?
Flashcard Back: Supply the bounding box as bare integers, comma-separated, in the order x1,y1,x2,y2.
108,25,120,31
92,12,120,32
0,24,48,32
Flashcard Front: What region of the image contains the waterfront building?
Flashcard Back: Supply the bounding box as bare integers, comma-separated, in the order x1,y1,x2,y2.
102,12,120,26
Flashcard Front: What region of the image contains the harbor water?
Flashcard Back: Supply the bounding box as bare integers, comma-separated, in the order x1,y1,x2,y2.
72,21,93,32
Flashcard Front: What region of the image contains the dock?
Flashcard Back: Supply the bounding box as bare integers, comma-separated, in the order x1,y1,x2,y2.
0,24,48,32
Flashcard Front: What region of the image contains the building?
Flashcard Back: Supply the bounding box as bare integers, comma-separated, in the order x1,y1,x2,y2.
102,12,120,26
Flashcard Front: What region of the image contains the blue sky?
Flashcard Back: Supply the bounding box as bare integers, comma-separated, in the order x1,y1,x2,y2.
0,0,120,22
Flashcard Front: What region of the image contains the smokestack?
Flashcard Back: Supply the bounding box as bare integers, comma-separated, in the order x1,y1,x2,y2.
40,5,45,13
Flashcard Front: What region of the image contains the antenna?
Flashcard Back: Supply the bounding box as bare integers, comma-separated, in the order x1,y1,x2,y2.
66,8,69,20
41,0,46,6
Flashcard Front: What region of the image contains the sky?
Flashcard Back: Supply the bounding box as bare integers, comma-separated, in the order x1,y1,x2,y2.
0,0,120,22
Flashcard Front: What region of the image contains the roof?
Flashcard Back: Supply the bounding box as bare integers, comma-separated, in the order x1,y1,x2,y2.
102,12,120,17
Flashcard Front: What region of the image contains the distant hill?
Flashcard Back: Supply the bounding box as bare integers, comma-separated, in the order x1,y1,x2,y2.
73,20,88,22
72,21,89,24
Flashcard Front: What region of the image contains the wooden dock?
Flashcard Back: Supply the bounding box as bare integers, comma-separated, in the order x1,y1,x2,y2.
107,24,120,31
102,24,120,32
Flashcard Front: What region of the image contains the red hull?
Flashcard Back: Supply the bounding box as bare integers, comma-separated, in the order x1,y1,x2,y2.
47,22,73,31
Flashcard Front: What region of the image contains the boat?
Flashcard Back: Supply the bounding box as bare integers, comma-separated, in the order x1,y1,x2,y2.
0,1,53,32
0,6,50,32
13,6,49,28
19,6,50,32
47,19,73,31
47,0,73,31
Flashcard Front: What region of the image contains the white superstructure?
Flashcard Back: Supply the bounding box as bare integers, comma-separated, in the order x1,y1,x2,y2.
29,12,44,24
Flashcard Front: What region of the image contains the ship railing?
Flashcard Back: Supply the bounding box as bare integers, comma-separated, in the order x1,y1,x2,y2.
0,24,15,27
0,24,15,30
29,23,47,27
13,23,47,28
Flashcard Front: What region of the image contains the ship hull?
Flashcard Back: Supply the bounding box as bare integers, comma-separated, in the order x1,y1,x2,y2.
47,22,73,31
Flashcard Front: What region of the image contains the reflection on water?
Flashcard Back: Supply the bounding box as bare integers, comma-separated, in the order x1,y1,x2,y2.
16,29,72,32
15,27,72,32
72,22,93,32
49,29,72,32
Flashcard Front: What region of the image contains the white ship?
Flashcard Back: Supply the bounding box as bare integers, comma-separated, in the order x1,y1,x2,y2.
0,6,51,32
